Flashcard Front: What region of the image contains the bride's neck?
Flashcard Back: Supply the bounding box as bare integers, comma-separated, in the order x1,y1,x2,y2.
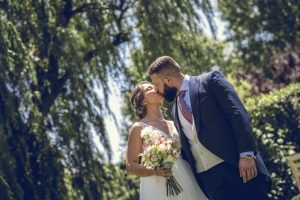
143,104,164,121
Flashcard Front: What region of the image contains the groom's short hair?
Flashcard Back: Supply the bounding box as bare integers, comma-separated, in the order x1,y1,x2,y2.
147,56,181,77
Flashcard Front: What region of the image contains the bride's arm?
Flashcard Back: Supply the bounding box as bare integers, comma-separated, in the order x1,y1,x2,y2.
126,123,153,176
126,123,171,177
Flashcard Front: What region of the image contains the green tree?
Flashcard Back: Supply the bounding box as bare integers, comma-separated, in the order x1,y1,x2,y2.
234,48,300,94
0,0,216,199
218,0,300,68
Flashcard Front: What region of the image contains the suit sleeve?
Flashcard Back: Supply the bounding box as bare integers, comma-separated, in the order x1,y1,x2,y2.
209,70,257,154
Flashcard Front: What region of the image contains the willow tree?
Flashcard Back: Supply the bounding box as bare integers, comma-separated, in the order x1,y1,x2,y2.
0,0,216,199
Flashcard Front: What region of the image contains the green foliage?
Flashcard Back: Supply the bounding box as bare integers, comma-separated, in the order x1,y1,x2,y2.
245,83,300,199
101,164,139,200
1,0,298,199
0,0,219,199
0,18,68,200
233,48,300,95
218,0,300,68
293,194,300,200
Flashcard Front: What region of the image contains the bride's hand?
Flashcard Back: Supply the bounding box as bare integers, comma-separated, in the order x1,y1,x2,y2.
153,168,172,177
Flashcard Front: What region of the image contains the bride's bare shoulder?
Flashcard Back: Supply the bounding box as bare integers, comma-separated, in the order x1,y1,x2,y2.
129,122,143,136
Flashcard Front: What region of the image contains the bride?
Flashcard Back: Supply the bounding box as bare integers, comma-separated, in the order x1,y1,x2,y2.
126,81,208,200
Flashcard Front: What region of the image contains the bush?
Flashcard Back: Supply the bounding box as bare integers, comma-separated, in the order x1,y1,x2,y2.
293,194,300,200
245,83,300,199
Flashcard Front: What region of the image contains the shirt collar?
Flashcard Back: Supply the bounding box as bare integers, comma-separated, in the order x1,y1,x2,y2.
179,74,190,92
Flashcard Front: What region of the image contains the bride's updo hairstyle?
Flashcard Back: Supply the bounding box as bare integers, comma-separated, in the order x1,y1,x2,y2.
130,81,152,119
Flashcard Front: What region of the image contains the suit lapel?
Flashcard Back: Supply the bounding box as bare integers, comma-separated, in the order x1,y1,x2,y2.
171,102,187,149
172,96,197,173
189,76,201,136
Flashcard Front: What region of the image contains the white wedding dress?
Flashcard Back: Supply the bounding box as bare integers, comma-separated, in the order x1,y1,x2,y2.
139,122,208,200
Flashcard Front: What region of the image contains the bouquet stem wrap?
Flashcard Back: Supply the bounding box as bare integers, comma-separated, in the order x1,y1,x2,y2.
166,174,183,196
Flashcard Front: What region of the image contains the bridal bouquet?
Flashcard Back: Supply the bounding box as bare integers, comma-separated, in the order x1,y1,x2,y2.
138,126,183,197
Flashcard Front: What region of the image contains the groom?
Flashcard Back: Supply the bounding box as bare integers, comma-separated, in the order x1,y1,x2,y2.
148,56,271,200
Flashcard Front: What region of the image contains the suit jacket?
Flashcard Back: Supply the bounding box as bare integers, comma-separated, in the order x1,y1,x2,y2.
171,70,270,179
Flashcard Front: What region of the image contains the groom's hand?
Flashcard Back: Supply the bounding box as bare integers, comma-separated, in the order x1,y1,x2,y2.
239,157,257,183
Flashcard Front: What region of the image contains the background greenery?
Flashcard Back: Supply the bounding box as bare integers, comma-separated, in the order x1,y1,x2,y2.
0,0,299,199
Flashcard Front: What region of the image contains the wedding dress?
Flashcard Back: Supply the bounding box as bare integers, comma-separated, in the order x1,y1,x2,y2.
139,122,208,200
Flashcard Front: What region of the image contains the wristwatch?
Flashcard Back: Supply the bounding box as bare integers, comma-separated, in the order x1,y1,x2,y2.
240,154,256,160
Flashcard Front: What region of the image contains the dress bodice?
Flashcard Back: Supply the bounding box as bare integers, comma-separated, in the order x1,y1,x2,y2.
139,121,181,152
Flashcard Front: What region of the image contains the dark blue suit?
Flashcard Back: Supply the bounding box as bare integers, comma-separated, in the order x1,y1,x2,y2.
171,71,271,199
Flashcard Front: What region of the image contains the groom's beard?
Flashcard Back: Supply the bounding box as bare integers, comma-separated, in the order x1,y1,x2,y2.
157,84,178,102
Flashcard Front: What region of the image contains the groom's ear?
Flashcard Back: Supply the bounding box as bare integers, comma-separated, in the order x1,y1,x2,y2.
164,75,173,86
163,75,170,84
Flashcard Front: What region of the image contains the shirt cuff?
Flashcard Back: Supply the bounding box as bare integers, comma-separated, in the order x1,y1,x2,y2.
240,151,254,157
